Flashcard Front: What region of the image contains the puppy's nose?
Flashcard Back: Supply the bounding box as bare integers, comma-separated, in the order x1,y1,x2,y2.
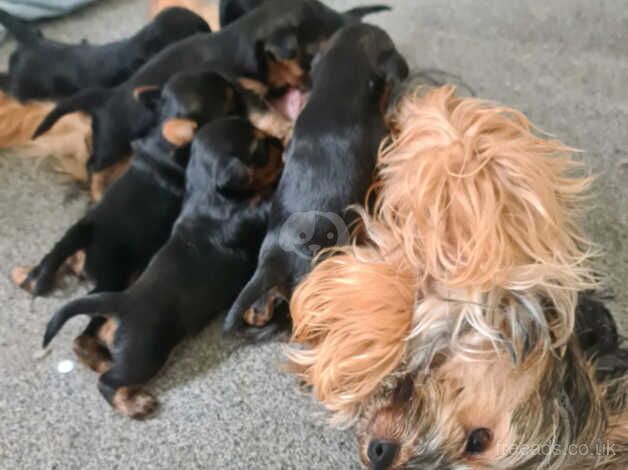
367,440,399,469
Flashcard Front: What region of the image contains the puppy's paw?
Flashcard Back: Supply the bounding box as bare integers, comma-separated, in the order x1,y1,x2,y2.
11,266,34,292
66,251,86,276
73,335,111,374
112,387,158,419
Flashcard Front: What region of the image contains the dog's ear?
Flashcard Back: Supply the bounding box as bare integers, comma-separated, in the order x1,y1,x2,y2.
133,85,162,111
216,158,251,193
376,49,409,85
162,118,198,147
264,27,299,61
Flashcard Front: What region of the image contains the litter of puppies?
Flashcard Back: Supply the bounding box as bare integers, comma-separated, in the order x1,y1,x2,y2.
2,1,626,468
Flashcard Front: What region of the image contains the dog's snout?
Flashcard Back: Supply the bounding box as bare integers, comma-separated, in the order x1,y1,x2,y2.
367,440,399,469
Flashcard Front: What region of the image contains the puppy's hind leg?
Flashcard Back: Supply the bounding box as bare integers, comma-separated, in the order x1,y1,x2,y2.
97,365,159,419
18,221,92,296
73,316,113,374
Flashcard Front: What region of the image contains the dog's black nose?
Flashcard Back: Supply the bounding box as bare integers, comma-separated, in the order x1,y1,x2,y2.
367,440,399,469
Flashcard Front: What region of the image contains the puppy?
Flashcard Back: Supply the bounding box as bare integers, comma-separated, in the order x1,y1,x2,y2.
42,118,283,418
15,71,241,297
223,23,408,332
0,8,210,101
32,0,389,174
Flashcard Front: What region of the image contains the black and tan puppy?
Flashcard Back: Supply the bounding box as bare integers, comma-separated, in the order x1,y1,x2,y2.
0,7,210,101
223,23,409,332
33,0,389,174
42,118,283,418
16,71,242,298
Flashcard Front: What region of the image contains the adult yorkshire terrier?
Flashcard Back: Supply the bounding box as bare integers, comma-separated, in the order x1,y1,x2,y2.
288,86,627,469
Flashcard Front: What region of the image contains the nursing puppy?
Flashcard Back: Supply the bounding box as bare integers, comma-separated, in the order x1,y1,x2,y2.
223,23,408,332
42,118,282,418
0,8,210,100
14,71,241,297
33,0,387,174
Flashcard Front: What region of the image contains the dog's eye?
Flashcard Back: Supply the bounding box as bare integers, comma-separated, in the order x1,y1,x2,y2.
465,428,492,454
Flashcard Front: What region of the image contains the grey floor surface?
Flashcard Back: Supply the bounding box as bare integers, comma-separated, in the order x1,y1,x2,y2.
0,0,626,469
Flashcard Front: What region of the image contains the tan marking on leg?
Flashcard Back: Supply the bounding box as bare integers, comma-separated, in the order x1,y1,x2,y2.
73,335,112,374
112,387,158,419
11,266,32,290
97,317,118,349
243,288,285,327
65,250,86,276
90,157,131,201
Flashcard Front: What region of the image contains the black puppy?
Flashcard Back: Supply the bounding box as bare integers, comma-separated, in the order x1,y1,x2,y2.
18,71,242,298
223,23,409,332
42,118,282,418
0,7,210,101
33,0,389,174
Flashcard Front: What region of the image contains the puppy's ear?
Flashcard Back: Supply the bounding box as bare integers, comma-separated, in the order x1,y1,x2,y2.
264,27,299,61
162,118,198,147
216,158,251,193
376,49,409,85
133,85,161,111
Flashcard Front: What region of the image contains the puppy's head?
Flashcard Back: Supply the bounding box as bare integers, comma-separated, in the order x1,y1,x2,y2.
255,0,392,90
135,71,243,150
188,117,283,196
309,23,408,112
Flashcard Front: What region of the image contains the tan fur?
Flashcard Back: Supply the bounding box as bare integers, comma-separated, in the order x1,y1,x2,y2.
370,85,596,344
288,243,417,423
0,92,92,182
112,386,158,419
267,58,305,90
149,0,220,30
162,118,198,147
286,85,626,468
73,335,112,374
356,337,628,469
90,157,131,201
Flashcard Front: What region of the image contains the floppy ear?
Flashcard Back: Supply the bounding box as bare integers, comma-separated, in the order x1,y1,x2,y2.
264,27,299,60
216,158,251,193
162,118,198,147
133,85,161,111
376,49,409,85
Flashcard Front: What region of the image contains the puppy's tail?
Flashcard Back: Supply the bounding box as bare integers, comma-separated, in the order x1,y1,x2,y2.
33,88,109,139
343,5,391,20
223,266,274,333
43,292,126,348
0,9,41,46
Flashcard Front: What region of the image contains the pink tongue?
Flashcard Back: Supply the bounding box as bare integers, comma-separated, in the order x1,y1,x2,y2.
270,88,308,122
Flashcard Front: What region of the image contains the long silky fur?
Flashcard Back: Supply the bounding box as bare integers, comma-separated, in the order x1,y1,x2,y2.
0,92,91,182
288,241,417,424
287,86,601,424
372,85,597,345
